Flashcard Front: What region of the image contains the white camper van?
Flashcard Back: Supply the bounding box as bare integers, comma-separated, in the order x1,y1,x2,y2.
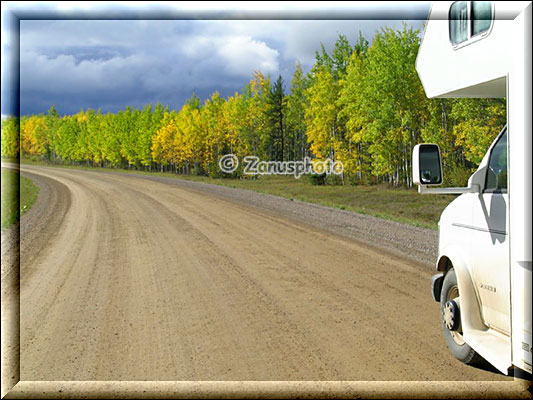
413,1,531,375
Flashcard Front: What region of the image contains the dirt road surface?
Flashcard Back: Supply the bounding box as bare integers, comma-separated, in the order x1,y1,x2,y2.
3,164,526,385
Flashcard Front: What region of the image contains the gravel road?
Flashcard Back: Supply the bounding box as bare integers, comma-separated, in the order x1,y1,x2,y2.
119,172,439,268
2,164,524,389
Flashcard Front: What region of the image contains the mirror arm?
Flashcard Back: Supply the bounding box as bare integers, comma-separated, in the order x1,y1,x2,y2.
418,184,480,195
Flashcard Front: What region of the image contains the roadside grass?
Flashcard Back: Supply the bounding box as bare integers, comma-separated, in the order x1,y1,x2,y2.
1,167,40,229
1,156,20,164
184,175,455,229
20,158,456,229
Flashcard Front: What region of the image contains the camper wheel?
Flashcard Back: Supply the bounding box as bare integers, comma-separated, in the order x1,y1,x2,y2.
440,268,483,365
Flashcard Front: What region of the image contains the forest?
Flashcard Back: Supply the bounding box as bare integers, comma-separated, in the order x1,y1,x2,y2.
1,25,506,187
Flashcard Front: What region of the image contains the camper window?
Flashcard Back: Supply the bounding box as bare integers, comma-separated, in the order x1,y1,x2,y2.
450,1,468,45
484,128,508,193
472,1,492,36
449,1,493,47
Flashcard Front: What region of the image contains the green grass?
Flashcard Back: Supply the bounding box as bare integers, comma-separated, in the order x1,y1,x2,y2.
20,158,457,229
1,168,40,229
180,175,455,229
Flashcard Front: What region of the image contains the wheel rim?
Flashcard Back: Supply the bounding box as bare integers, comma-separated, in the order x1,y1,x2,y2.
444,285,465,346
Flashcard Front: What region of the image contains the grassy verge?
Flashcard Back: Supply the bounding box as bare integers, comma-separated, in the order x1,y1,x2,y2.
20,158,456,229
182,175,455,229
1,168,40,229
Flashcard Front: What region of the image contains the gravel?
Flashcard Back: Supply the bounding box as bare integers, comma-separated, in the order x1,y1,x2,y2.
2,164,439,270
113,172,439,268
1,166,71,282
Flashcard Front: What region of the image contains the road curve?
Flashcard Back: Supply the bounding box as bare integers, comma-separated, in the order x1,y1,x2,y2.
15,165,513,382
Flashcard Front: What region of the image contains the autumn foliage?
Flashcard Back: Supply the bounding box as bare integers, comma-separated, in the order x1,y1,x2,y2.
2,25,505,187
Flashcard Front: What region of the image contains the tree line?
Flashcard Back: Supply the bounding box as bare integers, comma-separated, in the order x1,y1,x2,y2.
1,24,506,187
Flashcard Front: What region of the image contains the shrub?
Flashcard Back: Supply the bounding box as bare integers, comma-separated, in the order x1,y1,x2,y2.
309,173,327,185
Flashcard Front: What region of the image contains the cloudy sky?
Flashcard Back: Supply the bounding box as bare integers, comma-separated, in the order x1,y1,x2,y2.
2,2,430,117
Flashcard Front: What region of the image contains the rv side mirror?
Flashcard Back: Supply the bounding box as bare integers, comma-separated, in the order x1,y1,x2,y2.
413,144,443,185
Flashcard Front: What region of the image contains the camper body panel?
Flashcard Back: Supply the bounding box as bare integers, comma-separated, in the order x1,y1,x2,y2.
416,1,532,374
508,4,532,374
416,2,527,98
436,131,512,373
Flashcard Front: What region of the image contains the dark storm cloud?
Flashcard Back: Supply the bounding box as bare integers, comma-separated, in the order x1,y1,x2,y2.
19,19,279,114
9,4,430,117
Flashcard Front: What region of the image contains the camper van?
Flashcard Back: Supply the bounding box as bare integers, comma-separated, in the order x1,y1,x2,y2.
413,1,531,375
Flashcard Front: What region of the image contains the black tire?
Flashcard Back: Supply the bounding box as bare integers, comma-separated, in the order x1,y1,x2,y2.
440,268,483,365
